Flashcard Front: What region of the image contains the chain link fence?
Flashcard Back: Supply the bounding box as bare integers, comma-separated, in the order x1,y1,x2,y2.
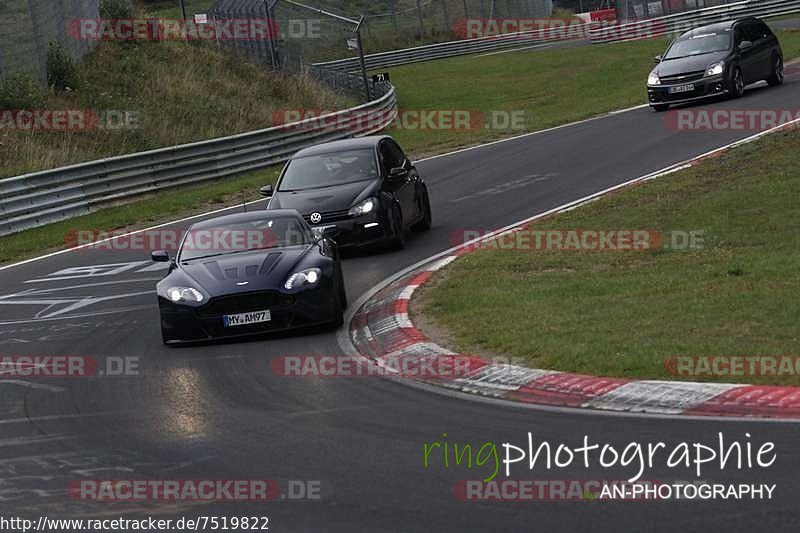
0,0,100,82
203,0,551,95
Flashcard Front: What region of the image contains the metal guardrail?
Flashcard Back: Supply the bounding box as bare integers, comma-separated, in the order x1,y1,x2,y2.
313,30,580,72
590,0,800,42
0,84,397,236
315,0,800,72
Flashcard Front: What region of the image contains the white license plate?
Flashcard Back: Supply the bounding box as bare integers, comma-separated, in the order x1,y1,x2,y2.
669,83,695,94
223,310,271,327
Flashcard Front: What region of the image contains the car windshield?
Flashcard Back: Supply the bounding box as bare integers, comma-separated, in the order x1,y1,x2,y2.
179,215,313,261
664,31,731,59
279,149,378,191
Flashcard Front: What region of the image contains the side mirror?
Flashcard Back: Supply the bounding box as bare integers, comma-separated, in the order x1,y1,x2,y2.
389,166,409,180
312,226,339,240
738,40,753,50
653,54,662,64
151,250,170,262
321,226,339,238
259,184,274,197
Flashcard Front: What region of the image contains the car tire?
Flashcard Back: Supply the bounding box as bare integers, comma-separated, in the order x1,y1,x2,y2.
651,104,669,112
730,68,744,98
767,55,784,86
387,204,405,250
411,188,432,232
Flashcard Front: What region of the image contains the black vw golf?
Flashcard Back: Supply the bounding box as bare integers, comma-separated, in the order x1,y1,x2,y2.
261,136,432,249
647,17,784,111
152,210,346,344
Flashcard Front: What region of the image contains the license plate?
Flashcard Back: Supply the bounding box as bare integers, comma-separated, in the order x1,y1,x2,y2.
223,310,271,327
669,83,694,94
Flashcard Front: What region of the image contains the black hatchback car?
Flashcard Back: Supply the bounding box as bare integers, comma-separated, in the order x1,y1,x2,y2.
647,17,784,111
260,136,432,250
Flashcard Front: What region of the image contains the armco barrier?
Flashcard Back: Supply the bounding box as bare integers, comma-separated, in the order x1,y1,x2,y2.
315,0,800,72
590,0,800,43
0,84,396,236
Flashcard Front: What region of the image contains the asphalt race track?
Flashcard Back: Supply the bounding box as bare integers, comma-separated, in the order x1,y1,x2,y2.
1,75,799,531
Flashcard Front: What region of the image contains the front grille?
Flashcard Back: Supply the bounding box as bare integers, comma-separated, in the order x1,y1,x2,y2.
659,70,705,84
303,209,351,225
197,291,294,317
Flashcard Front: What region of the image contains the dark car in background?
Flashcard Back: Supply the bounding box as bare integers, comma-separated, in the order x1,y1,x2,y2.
260,136,432,250
647,17,784,111
153,210,346,344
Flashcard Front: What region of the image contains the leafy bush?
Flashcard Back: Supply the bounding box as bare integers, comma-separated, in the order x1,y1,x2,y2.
46,42,79,93
0,74,47,108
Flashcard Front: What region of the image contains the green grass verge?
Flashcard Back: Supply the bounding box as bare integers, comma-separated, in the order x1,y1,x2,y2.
383,27,800,157
0,167,278,265
414,130,800,386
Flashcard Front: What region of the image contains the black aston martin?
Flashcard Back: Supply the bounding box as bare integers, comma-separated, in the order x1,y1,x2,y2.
647,17,783,111
152,209,346,345
260,135,432,250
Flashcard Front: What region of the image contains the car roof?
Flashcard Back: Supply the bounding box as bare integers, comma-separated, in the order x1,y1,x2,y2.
291,135,389,158
189,209,303,229
678,18,755,39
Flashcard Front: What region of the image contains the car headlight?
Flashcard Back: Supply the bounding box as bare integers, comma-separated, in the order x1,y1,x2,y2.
348,197,377,217
647,73,661,86
285,268,321,290
166,287,204,304
705,61,724,77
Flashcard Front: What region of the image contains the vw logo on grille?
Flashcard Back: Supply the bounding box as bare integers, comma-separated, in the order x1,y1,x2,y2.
310,212,322,224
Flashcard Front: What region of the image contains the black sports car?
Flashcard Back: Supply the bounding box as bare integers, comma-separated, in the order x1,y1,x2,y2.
152,210,346,345
260,135,432,249
647,17,784,111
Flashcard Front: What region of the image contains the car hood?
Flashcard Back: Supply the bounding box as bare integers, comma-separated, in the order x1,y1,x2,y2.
270,180,377,214
655,51,728,77
176,245,312,296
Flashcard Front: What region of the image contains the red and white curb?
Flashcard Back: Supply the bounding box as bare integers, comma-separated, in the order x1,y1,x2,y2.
344,115,800,420
348,252,800,419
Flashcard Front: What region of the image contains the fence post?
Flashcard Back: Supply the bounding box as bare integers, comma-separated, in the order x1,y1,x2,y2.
390,0,399,33
265,0,278,69
441,0,451,33
416,0,425,37
355,17,370,102
463,0,469,19
0,42,6,82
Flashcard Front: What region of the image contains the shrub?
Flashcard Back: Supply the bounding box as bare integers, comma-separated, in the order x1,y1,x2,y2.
46,42,79,93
